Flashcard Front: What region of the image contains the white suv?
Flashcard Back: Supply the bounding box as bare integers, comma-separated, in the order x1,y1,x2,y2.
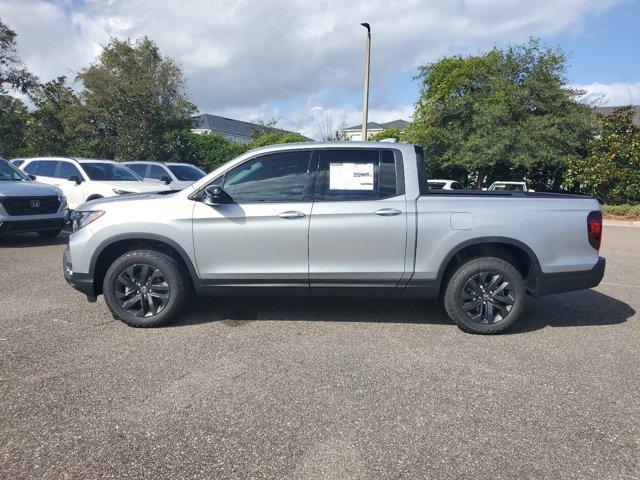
20,157,171,209
123,161,206,191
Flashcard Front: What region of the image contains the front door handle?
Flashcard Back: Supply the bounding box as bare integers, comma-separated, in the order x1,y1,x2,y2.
374,208,402,216
278,210,306,219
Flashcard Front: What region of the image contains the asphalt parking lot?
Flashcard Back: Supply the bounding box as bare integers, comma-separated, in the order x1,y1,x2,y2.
1,226,638,479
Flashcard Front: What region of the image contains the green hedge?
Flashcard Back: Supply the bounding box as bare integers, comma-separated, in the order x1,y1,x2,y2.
602,204,640,219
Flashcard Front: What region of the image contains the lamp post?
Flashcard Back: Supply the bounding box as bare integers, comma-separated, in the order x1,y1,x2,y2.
360,22,371,141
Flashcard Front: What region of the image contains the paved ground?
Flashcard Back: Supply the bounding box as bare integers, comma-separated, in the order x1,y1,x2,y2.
0,226,638,479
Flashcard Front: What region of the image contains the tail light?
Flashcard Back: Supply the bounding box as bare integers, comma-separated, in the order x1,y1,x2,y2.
587,211,602,250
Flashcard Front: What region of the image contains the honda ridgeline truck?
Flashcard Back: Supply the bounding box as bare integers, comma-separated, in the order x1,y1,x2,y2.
63,142,605,334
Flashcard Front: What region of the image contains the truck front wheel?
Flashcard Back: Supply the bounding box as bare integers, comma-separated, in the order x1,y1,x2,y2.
443,257,525,334
103,249,187,327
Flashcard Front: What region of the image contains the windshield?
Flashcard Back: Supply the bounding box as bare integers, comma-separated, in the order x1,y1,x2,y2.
167,164,206,181
0,160,30,182
81,162,141,181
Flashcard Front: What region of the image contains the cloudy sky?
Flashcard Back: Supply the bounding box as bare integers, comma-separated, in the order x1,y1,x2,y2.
1,0,639,139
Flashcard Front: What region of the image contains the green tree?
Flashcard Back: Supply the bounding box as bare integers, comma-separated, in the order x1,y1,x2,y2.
0,20,38,95
0,94,28,157
24,77,80,156
406,39,596,189
250,131,307,148
565,107,640,204
370,127,404,142
0,20,37,158
76,37,196,160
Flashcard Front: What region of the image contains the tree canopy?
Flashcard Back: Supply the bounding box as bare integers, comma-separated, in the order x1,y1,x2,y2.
75,37,196,161
406,39,597,189
0,20,38,95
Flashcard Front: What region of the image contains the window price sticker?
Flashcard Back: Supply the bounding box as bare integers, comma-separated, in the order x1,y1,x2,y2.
329,162,374,190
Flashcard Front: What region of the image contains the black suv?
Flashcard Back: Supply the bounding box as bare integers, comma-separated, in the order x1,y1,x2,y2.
0,159,69,238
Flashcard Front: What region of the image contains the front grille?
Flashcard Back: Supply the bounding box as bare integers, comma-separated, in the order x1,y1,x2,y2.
1,196,61,215
0,218,64,234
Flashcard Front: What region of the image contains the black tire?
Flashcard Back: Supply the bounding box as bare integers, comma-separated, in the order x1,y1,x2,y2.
37,229,62,238
443,257,525,334
103,249,187,328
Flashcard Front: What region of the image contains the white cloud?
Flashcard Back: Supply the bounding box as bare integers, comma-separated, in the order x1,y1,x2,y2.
0,0,625,137
573,82,640,106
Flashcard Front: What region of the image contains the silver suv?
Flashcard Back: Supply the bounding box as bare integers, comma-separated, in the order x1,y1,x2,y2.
0,159,68,238
63,142,604,334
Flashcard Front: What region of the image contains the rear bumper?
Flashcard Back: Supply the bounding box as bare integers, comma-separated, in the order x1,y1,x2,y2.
63,248,96,300
533,257,606,296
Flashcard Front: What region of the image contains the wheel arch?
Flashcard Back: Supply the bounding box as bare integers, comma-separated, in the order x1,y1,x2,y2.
437,237,543,295
89,233,201,296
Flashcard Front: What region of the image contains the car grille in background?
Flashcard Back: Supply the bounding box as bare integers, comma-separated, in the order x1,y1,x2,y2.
0,196,61,215
0,218,64,234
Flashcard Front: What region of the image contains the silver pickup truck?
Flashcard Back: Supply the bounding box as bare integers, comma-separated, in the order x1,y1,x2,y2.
63,142,605,334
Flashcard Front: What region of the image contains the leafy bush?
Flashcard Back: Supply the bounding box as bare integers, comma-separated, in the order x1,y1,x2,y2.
370,127,404,142
602,204,640,219
565,107,640,204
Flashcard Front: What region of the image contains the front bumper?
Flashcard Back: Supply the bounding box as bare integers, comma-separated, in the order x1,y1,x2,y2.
0,216,66,235
63,248,97,301
533,257,606,296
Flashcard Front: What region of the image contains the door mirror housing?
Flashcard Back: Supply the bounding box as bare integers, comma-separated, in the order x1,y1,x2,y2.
68,175,83,185
204,184,232,206
27,174,37,181
160,175,173,184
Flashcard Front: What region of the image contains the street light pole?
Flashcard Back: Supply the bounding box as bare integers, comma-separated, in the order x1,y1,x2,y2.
360,22,371,141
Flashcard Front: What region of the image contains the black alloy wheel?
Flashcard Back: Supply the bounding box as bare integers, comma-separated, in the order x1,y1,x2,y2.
115,264,171,317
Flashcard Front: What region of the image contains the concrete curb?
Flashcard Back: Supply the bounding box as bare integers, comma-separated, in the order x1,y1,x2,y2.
603,219,640,227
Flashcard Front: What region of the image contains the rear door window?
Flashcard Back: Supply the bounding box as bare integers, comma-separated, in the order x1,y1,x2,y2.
320,149,401,201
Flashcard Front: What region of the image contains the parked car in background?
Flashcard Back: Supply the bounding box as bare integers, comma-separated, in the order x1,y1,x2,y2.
63,142,604,334
487,181,534,192
427,179,464,190
10,159,25,168
0,159,68,238
123,161,206,191
19,158,172,209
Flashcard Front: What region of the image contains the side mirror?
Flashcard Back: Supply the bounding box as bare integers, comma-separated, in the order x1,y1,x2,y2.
204,184,232,206
160,175,173,184
68,175,83,185
28,174,37,181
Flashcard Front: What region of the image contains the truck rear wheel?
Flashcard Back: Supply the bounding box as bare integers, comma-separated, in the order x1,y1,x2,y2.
103,249,187,328
443,257,525,334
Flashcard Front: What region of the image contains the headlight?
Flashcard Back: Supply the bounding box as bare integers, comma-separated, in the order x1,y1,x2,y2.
70,210,104,232
113,189,134,195
58,194,68,210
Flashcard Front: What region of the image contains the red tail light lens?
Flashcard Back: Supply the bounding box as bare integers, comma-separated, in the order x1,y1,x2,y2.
587,211,602,250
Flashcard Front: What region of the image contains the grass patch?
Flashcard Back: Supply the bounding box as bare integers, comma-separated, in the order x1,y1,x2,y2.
602,204,640,219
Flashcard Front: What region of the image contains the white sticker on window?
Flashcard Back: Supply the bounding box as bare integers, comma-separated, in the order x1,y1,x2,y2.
329,162,374,190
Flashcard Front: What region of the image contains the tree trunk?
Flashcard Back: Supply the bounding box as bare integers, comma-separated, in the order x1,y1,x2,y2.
475,168,486,189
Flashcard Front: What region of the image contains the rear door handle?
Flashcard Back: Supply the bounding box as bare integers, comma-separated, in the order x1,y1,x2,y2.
374,208,402,216
278,210,306,219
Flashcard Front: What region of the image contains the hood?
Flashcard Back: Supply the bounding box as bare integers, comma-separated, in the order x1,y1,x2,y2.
0,180,62,197
101,181,172,192
78,190,177,209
